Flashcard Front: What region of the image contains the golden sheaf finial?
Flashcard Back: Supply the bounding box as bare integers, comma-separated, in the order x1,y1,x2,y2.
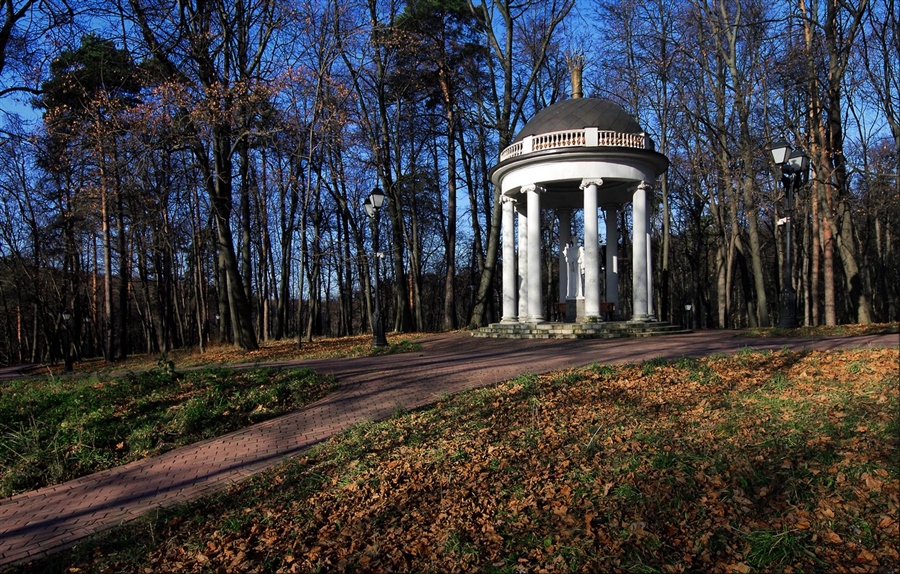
566,51,585,99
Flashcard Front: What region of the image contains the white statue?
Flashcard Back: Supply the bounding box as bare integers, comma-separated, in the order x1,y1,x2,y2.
563,243,578,299
576,246,585,298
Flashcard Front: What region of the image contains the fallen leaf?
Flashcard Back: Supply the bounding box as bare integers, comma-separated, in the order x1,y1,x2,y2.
864,473,883,493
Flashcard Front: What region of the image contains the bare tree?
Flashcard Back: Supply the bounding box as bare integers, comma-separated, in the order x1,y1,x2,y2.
123,0,292,349
797,0,873,324
466,0,574,328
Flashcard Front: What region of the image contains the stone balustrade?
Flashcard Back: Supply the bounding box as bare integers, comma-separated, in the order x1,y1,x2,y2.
499,128,651,162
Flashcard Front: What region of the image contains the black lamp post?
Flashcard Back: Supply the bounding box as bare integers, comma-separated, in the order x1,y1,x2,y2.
770,139,810,329
364,187,388,347
61,309,73,371
684,303,693,330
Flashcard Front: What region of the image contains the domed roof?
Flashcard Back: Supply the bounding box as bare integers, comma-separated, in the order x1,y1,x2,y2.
513,98,643,143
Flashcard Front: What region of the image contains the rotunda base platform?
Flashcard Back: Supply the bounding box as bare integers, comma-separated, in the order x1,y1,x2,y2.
472,321,690,340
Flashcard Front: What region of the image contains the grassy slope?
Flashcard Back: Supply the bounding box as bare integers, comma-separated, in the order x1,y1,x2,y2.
13,346,899,574
1,337,422,497
0,365,335,497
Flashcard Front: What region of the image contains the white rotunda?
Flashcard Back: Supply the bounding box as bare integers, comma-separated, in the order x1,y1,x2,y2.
489,86,669,329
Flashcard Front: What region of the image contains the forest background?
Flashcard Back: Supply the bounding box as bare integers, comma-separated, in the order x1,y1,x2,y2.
0,0,896,364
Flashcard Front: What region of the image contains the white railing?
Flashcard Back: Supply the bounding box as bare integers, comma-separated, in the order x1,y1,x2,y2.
597,131,647,148
499,128,650,162
532,129,585,151
501,141,523,160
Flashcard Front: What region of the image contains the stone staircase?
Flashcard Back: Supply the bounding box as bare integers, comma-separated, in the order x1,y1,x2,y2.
473,321,690,339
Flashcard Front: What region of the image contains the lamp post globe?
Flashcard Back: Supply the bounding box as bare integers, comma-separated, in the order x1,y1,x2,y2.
369,187,386,209
770,139,792,166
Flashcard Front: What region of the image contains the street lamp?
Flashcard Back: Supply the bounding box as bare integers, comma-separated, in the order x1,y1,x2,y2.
770,139,810,328
364,187,388,347
684,303,693,330
61,309,73,371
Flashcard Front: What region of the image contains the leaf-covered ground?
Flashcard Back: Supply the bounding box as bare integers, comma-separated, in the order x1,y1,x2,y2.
14,347,899,573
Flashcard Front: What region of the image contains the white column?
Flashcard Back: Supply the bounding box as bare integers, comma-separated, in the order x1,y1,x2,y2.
581,178,603,320
517,201,528,321
632,181,651,321
647,239,656,320
558,209,571,304
603,204,620,314
501,196,518,322
523,184,544,322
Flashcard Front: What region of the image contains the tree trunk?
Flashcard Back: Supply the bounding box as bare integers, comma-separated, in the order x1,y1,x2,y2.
660,174,671,323
810,177,821,325
275,169,299,340
217,219,256,349
741,176,770,326
190,180,208,353
460,133,485,322
210,129,258,350
712,0,770,327
442,105,458,331
101,172,114,361
239,139,253,304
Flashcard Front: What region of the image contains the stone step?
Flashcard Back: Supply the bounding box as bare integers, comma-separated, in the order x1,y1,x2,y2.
472,321,691,340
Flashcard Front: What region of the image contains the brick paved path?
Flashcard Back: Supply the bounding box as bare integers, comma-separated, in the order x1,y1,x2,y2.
1,330,896,569
0,366,33,383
